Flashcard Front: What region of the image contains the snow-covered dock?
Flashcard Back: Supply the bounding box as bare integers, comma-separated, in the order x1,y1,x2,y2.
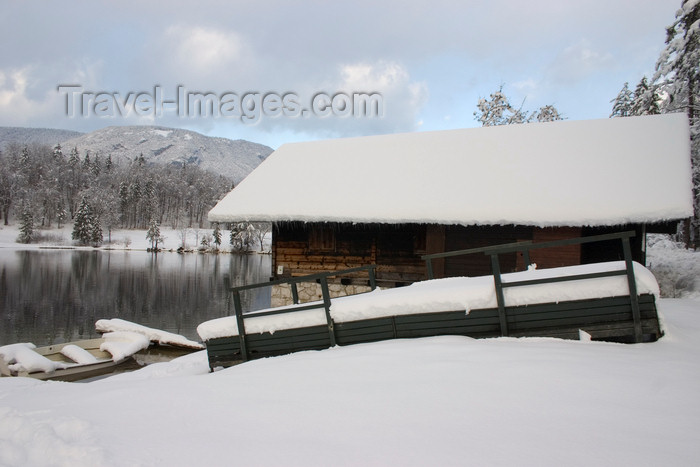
199,246,663,370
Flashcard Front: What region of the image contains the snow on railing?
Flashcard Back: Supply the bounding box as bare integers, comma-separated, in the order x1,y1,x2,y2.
422,231,645,341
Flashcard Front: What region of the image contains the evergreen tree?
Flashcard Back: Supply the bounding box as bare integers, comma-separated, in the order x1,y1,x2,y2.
213,223,222,250
17,204,33,244
653,0,700,246
52,143,63,160
146,219,162,250
72,197,96,245
610,82,634,117
631,76,661,116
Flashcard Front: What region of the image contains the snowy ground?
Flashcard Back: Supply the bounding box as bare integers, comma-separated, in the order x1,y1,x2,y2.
0,224,270,253
0,227,698,466
0,298,698,466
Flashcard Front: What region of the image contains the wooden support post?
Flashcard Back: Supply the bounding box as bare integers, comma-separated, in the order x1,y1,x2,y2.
369,266,377,290
291,282,299,304
622,237,643,343
490,254,509,337
319,276,337,346
426,259,434,280
232,290,248,361
523,249,531,269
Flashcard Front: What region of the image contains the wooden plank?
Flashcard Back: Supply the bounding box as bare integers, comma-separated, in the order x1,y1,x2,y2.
248,339,332,354
206,293,661,368
335,325,395,339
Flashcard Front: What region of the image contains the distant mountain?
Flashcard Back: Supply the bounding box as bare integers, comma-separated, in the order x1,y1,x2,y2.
61,126,273,184
0,127,83,152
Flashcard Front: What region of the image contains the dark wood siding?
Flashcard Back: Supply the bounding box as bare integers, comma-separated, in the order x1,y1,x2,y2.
272,222,648,286
273,222,429,286
443,225,532,277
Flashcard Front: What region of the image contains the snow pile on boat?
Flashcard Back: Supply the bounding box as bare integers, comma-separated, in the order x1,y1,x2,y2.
98,332,150,362
197,261,660,340
60,344,100,365
95,318,204,349
0,343,67,375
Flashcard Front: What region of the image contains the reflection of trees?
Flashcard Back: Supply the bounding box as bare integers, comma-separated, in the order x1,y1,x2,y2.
0,251,271,346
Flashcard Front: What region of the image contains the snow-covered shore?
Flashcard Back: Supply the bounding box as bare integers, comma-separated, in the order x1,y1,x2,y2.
0,224,269,253
1,228,699,466
0,298,698,466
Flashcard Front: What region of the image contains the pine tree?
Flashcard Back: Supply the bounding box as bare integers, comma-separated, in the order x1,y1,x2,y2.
631,76,661,116
610,82,634,117
213,223,222,250
653,0,700,246
17,205,33,244
52,143,63,160
146,219,161,250
72,197,96,245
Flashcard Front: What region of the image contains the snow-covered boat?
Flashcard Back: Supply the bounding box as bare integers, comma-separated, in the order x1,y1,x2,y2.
0,332,151,382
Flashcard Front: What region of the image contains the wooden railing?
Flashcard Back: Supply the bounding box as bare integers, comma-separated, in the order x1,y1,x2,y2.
224,265,377,361
422,231,644,342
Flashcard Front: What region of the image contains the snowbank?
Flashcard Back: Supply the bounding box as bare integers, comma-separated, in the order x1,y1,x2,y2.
197,261,659,340
647,233,700,299
1,299,698,467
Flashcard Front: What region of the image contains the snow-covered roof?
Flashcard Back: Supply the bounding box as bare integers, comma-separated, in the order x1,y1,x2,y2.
208,114,693,226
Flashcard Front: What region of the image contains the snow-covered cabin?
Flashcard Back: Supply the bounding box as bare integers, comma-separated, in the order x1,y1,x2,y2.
209,114,692,294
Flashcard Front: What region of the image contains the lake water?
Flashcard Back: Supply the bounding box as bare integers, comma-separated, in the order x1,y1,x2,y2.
0,249,271,347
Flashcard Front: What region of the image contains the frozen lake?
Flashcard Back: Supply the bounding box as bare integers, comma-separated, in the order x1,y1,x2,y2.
0,249,271,346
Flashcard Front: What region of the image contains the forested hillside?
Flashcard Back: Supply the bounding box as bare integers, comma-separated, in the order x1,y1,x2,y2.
0,142,232,240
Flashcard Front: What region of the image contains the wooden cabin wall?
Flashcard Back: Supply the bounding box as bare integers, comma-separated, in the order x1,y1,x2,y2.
443,225,531,277
528,226,582,269
272,222,429,286
272,222,647,287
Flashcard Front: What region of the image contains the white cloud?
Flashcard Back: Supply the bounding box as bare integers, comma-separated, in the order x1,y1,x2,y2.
546,39,615,84
255,60,428,138
0,67,52,126
166,26,243,70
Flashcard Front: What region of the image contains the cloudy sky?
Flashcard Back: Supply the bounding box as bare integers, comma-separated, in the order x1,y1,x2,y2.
0,0,683,149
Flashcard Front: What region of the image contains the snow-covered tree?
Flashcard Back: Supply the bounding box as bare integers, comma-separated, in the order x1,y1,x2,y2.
630,76,662,116
16,204,34,244
72,197,100,246
251,222,271,252
475,86,563,126
474,86,528,126
230,222,255,252
146,219,162,250
653,0,700,246
532,105,564,123
610,82,634,117
213,223,222,250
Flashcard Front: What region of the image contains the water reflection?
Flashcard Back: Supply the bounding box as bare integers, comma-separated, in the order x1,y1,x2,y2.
0,250,271,346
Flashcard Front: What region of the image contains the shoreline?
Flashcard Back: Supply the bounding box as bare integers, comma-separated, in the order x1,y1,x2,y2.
0,224,271,254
